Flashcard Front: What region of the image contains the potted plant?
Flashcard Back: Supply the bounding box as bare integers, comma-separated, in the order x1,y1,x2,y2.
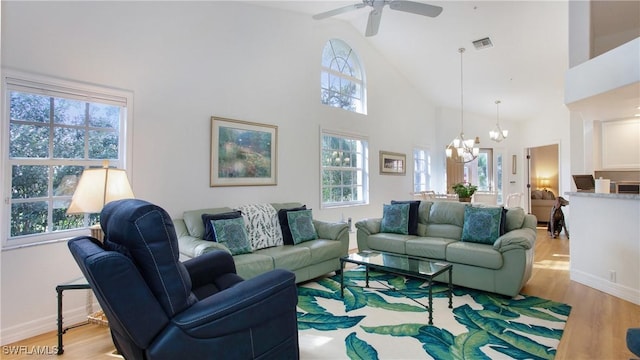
452,182,478,202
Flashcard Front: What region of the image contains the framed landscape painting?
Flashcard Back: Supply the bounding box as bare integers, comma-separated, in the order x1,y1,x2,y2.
379,151,406,175
210,117,277,187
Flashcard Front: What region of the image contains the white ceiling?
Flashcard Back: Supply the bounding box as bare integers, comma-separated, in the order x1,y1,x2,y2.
252,0,639,123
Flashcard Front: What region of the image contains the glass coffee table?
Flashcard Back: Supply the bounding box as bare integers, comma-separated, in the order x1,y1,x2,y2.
340,250,453,325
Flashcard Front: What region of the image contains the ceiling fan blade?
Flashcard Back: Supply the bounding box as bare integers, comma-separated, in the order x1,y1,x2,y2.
312,3,366,20
388,0,443,17
365,8,383,37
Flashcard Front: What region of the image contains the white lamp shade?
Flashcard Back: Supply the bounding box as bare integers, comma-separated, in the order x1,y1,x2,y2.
67,168,134,214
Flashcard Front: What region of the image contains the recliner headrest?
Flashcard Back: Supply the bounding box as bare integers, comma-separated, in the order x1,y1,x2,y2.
101,199,196,316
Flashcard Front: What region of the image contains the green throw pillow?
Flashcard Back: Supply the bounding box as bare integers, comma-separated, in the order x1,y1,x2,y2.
380,203,410,235
461,206,503,244
287,209,318,244
212,217,252,255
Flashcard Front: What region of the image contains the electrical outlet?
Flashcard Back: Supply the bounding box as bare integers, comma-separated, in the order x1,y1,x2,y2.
609,270,616,283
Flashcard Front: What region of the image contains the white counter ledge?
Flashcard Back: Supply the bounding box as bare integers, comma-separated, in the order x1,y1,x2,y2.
564,191,640,305
565,191,640,200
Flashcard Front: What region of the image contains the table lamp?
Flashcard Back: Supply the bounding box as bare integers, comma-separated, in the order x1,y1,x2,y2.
67,161,135,241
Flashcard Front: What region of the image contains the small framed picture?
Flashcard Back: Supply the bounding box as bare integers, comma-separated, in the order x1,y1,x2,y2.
379,151,406,175
210,117,277,187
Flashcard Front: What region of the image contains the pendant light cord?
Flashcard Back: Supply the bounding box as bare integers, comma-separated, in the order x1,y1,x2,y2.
459,48,465,134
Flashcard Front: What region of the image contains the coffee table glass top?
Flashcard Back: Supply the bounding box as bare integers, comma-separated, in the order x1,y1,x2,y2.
343,250,451,276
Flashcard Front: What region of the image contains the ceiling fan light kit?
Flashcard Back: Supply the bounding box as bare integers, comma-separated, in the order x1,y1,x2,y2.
313,0,443,37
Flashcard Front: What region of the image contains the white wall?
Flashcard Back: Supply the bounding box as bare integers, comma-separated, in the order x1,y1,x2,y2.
0,1,561,344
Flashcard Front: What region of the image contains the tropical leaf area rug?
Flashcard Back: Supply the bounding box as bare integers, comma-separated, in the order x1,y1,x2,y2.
297,267,571,360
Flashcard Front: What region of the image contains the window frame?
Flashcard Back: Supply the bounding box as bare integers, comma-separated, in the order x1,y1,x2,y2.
320,39,367,114
1,70,133,249
320,129,369,209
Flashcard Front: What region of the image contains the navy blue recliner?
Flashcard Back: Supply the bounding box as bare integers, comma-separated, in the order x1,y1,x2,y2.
68,199,299,360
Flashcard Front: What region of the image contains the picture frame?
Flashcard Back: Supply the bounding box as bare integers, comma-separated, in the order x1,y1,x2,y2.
210,117,277,187
379,151,406,175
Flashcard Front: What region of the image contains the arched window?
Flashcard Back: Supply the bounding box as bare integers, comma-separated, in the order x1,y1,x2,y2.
321,39,366,114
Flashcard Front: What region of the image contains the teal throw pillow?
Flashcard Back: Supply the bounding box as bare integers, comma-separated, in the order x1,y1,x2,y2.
380,203,410,235
287,209,318,244
461,206,503,244
212,217,252,255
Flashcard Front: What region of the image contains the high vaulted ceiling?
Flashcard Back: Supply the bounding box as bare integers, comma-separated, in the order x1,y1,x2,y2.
254,0,640,123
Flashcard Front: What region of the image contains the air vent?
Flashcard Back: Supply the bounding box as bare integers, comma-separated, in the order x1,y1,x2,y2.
473,37,493,50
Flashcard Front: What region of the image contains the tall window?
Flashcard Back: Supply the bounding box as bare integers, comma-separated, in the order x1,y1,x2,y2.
321,130,368,207
3,74,131,248
321,39,366,114
413,147,431,192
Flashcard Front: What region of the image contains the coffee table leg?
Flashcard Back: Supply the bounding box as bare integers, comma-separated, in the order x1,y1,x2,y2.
340,259,345,298
428,279,433,325
365,266,370,288
448,267,453,309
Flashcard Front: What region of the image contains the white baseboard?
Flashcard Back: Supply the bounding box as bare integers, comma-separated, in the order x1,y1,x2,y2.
571,269,640,305
0,302,100,346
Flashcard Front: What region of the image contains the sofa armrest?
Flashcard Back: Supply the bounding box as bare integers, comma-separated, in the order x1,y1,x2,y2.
314,220,349,241
177,235,231,258
493,228,536,252
355,218,381,235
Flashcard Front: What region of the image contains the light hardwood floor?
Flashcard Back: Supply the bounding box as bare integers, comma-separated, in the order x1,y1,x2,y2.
2,228,639,359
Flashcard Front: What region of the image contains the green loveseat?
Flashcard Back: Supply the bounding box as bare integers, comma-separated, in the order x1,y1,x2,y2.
355,201,537,297
174,202,350,283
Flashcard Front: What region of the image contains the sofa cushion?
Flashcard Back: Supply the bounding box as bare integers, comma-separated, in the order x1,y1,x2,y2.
232,253,275,279
461,206,503,244
429,202,467,227
295,239,344,263
202,211,243,241
417,201,433,225
212,217,252,255
381,203,410,234
391,200,420,235
424,223,462,240
367,233,411,254
505,207,526,232
445,241,503,269
256,246,312,271
288,209,318,244
236,203,283,250
277,205,307,245
405,237,456,259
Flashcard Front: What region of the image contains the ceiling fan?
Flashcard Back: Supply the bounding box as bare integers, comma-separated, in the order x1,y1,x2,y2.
312,0,443,37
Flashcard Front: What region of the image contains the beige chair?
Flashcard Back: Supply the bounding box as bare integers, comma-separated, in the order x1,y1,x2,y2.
505,192,523,208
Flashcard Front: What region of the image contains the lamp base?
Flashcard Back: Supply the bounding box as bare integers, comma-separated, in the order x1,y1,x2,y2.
90,224,104,242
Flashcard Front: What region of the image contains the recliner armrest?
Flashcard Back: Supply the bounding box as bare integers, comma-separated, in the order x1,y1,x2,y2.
172,269,297,337
183,250,237,289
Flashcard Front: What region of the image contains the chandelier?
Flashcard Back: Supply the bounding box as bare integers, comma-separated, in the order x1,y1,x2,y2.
489,100,508,142
446,47,479,163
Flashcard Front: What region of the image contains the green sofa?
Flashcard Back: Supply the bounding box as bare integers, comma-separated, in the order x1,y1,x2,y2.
355,201,537,297
174,202,350,283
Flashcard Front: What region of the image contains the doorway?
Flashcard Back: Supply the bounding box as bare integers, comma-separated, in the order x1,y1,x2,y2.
527,144,559,224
